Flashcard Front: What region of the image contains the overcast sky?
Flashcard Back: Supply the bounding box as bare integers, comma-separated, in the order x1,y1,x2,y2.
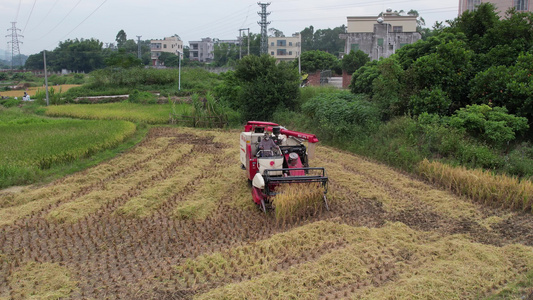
1,0,460,56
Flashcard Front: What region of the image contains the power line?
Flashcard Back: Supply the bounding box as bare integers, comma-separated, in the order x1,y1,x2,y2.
57,0,108,41
22,0,38,34
15,0,22,22
37,0,84,40
26,0,60,33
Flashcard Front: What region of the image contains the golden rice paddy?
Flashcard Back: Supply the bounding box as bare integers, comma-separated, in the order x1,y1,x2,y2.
0,84,80,98
1,127,532,299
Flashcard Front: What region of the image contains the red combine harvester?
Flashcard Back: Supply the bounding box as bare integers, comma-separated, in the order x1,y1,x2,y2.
240,121,329,212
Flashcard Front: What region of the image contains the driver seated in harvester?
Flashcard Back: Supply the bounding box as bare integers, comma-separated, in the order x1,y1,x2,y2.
258,132,280,157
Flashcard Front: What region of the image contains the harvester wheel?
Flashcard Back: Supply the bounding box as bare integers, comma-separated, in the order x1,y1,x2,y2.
260,199,267,213
323,194,330,211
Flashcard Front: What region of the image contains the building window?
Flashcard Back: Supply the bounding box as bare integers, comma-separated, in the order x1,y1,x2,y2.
277,49,287,56
289,42,293,46
393,26,403,33
271,42,274,46
277,40,286,46
515,0,528,10
350,44,359,51
467,0,481,11
164,44,167,49
271,51,274,55
289,51,292,55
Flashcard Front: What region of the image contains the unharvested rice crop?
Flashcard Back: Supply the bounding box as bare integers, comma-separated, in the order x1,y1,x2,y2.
45,102,175,124
418,159,533,211
0,116,136,187
1,127,533,299
0,84,80,98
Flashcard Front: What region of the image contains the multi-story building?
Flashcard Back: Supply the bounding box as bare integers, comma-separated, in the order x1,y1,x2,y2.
339,10,421,61
150,36,183,66
189,38,215,63
459,0,531,17
268,33,301,62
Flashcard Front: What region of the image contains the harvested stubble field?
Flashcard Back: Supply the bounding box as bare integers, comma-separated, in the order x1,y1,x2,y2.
1,127,533,299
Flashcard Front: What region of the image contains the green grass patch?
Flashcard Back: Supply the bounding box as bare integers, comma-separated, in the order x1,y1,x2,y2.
45,102,184,124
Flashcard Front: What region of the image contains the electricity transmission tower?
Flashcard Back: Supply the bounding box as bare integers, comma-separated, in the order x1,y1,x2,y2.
136,36,142,59
6,22,23,70
257,2,271,55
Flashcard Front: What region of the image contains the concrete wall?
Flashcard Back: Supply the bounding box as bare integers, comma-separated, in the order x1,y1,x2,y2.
459,0,532,17
347,15,418,33
340,23,421,60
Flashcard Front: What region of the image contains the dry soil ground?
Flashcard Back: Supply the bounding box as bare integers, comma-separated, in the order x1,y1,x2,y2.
1,127,533,299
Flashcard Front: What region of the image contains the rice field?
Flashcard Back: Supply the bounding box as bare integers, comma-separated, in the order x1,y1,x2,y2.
0,111,136,188
1,127,533,299
0,84,80,98
45,102,187,124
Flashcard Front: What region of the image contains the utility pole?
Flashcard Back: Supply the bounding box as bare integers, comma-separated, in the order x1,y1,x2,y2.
136,36,142,59
43,50,49,106
238,28,249,59
6,22,23,70
257,2,271,55
239,30,242,60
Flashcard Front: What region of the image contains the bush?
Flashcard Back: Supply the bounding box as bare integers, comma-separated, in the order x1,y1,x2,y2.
409,87,451,116
129,90,157,104
0,98,21,108
448,104,529,148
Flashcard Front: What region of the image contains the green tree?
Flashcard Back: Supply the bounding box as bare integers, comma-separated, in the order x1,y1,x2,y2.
406,39,475,112
341,50,370,74
298,50,340,74
469,52,533,122
268,28,284,37
241,33,261,56
299,25,346,56
213,42,239,67
116,30,127,48
54,38,105,72
350,60,379,95
104,48,142,68
233,55,300,120
409,87,451,116
157,52,180,67
24,51,45,70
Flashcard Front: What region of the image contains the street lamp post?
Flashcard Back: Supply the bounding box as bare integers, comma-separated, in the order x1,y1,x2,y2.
177,50,182,91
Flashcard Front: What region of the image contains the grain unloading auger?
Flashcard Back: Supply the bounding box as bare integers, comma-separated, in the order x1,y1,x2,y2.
240,121,329,213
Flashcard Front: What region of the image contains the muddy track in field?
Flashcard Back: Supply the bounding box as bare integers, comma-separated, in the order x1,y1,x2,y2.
1,127,533,299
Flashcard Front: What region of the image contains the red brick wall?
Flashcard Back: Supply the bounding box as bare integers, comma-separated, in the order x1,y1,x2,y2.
307,71,321,86
342,71,352,89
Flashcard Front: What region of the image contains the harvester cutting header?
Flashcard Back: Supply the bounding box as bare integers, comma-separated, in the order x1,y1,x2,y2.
240,121,329,213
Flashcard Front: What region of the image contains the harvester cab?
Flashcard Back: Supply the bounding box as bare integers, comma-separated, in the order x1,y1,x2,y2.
240,121,329,213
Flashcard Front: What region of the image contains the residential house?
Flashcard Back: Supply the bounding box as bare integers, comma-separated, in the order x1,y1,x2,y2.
459,0,531,17
189,38,215,62
339,9,421,61
150,36,183,66
268,33,301,62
